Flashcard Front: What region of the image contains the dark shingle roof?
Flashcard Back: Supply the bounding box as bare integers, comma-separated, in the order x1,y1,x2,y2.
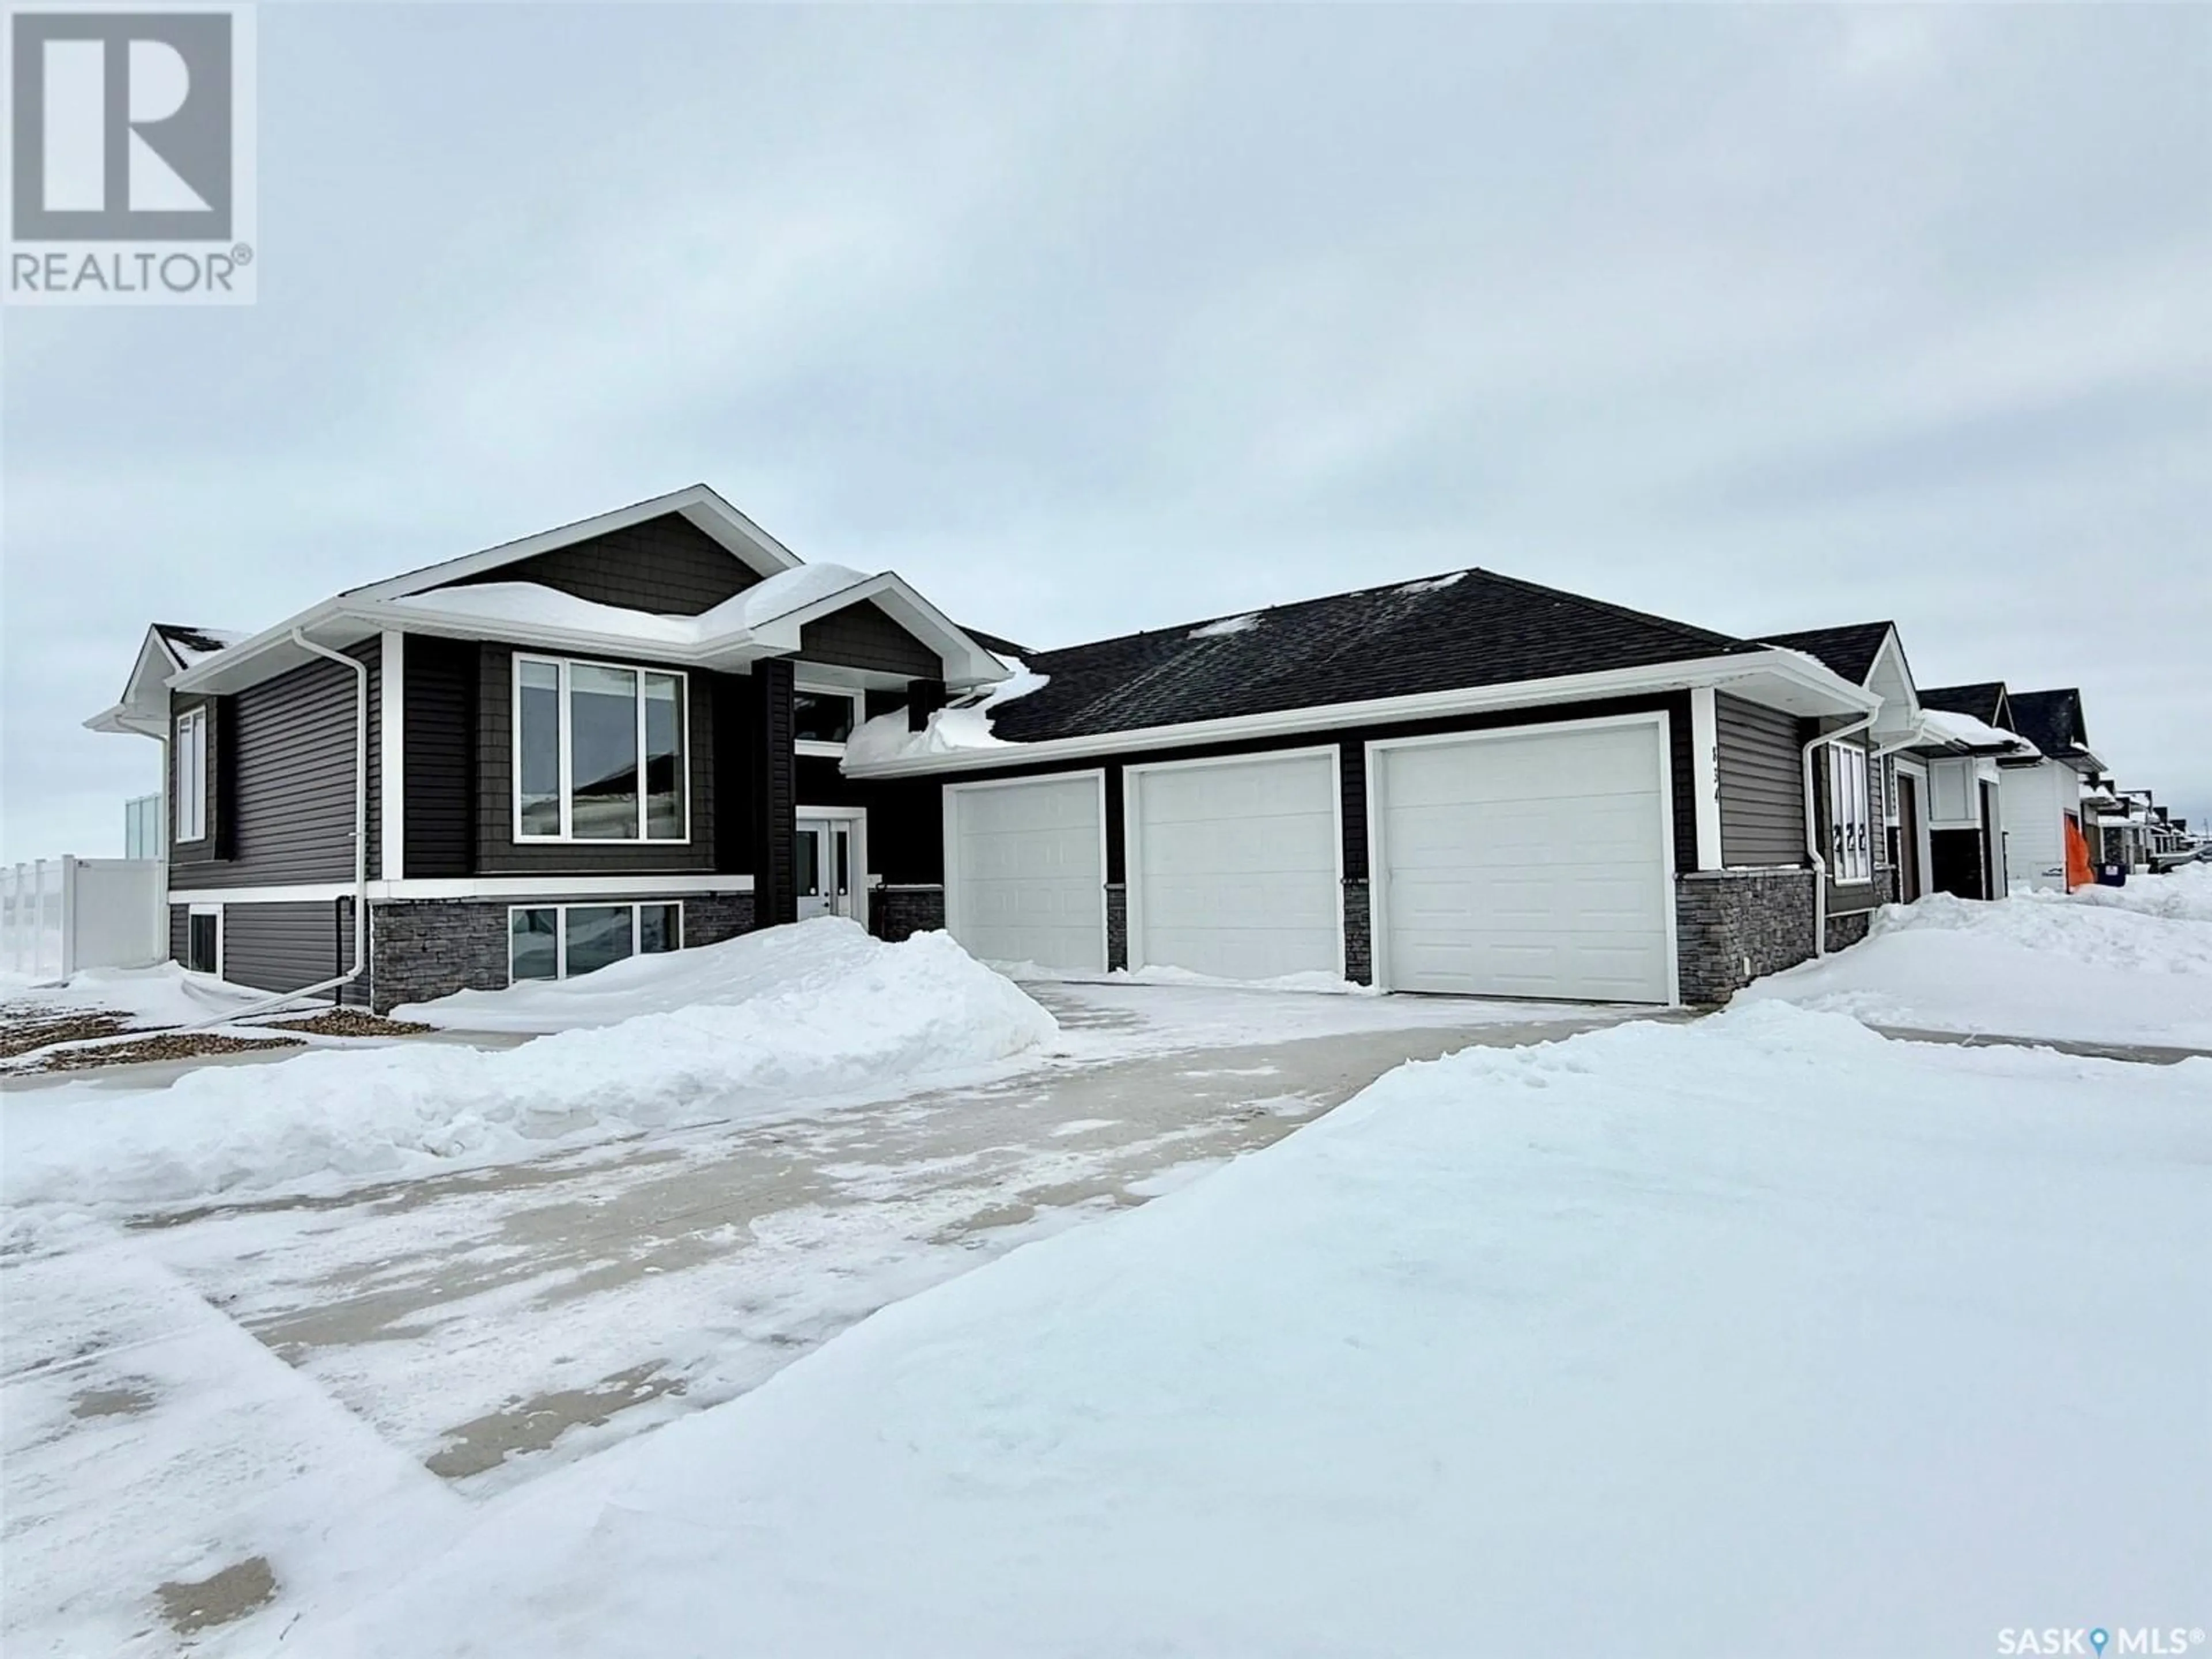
962,625,1032,660
1919,682,2008,726
988,568,1759,744
2006,688,2089,757
1758,622,1894,685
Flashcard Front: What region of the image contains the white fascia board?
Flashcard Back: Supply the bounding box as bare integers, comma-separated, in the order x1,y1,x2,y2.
165,596,358,694
847,650,1873,780
168,874,759,905
346,484,802,605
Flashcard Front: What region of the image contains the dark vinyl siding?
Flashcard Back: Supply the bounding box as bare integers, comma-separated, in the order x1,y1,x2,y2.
753,660,797,924
403,634,476,877
451,514,759,615
1716,694,1808,868
797,601,939,676
712,673,755,876
861,690,1700,885
169,904,189,964
170,642,379,888
475,643,717,876
218,900,366,1006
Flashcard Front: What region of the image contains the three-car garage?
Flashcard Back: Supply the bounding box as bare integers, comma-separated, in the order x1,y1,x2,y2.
939,714,1677,1004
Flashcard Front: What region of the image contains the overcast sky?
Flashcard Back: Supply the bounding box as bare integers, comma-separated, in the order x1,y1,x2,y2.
4,3,2207,859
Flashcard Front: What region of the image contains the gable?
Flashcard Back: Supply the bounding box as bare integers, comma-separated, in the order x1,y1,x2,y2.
448,513,760,616
798,599,941,677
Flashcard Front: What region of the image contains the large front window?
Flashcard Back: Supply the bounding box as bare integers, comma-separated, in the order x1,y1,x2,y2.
1828,745,1872,885
514,656,686,842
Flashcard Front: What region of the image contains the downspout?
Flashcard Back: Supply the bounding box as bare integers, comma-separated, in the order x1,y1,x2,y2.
171,632,370,1029
1801,710,1877,959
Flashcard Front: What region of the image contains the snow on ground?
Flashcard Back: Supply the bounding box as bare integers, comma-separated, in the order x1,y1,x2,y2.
3,921,1055,1210
1738,879,2212,1049
296,1003,2212,1657
0,961,270,1029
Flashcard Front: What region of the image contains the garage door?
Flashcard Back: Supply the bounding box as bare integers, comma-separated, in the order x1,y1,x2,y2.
944,774,1105,972
1127,750,1341,982
1373,721,1672,1002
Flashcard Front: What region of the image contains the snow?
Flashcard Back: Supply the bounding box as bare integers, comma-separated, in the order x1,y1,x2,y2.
2058,858,2212,923
293,1002,2212,1657
1006,960,1382,997
163,627,244,666
1187,612,1259,638
843,660,1050,767
1397,571,1466,594
385,564,874,649
730,561,871,627
0,961,270,1029
2,922,1057,1210
1738,885,2212,1048
1918,707,2037,754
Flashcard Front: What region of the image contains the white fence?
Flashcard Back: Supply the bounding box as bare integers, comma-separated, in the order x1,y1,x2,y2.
0,858,165,981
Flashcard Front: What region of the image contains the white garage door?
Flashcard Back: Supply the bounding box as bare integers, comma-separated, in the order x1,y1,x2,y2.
1374,721,1672,1002
1128,750,1341,982
944,774,1105,972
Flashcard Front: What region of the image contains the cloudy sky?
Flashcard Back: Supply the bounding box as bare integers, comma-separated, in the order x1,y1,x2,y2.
5,3,2207,858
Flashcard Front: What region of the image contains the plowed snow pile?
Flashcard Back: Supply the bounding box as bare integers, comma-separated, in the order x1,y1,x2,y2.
1737,872,2212,1048
3,921,1056,1208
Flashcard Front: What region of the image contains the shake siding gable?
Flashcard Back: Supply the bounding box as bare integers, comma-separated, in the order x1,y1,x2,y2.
449,513,760,615
1715,694,1806,868
797,602,940,677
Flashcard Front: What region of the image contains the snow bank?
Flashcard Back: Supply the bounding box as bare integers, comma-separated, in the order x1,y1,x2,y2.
2049,859,2212,923
1738,888,2212,1047
2,922,1056,1209
0,961,267,1029
843,661,1049,767
1002,960,1382,997
300,1003,2212,1656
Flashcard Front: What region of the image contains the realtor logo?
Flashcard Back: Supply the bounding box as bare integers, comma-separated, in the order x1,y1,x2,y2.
5,4,257,304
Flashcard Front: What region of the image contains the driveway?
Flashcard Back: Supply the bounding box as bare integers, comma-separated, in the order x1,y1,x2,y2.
4,982,1626,1653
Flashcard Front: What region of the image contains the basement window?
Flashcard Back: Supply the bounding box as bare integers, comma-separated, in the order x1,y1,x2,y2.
508,902,683,983
1828,745,1873,885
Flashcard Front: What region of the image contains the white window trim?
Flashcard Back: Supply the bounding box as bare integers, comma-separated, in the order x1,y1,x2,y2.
506,900,685,984
512,654,691,845
1828,744,1874,886
174,706,208,843
186,901,223,977
793,682,862,759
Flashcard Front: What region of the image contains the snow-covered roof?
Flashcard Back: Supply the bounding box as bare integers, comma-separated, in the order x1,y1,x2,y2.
842,662,1051,768
1915,709,2038,756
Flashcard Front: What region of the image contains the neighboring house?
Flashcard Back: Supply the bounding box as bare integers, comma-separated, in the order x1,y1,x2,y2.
1756,622,1921,922
1910,682,2040,902
1994,687,2104,893
91,484,1909,1010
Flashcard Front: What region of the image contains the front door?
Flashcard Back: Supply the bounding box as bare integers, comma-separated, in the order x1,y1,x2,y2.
796,818,857,921
1896,774,1924,902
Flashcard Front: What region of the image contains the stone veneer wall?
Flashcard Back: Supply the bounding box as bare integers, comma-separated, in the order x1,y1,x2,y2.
1673,869,1817,1005
369,891,754,1013
1342,880,1373,986
1105,884,1128,972
1823,869,1896,952
871,885,945,944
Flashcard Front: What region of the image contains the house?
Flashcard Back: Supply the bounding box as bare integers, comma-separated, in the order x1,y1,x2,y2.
91,486,1915,1012
1994,687,2104,892
1756,621,1922,915
1908,682,2044,902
